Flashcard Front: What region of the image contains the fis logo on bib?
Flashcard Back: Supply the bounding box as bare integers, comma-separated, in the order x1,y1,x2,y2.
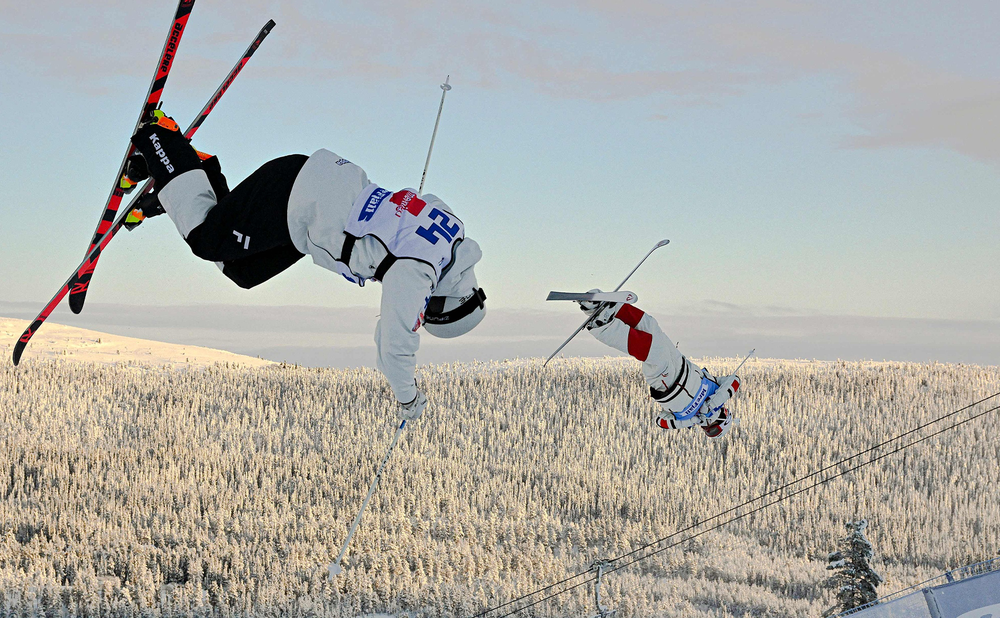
358,188,391,222
390,190,426,217
335,158,350,166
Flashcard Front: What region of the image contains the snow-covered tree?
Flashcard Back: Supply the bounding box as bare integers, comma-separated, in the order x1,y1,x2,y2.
0,356,997,616
823,519,883,616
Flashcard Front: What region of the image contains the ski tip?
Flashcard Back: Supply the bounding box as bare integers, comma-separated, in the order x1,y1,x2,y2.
264,18,276,30
12,344,24,367
655,239,670,248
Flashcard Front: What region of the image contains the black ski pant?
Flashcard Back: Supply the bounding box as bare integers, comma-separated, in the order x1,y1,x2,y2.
185,154,308,289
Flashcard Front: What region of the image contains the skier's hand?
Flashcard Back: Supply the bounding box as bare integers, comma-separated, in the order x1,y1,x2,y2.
396,390,427,421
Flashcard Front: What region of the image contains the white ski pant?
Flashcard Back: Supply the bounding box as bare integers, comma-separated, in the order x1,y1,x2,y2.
588,304,686,392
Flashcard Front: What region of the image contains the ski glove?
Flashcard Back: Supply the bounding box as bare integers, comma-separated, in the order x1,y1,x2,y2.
397,390,428,421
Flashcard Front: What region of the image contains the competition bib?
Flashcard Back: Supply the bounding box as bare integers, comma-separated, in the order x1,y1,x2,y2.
334,184,465,285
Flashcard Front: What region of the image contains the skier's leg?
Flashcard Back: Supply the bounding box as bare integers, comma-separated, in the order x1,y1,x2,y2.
184,154,308,263
217,244,305,289
587,304,711,430
131,113,307,287
587,304,684,387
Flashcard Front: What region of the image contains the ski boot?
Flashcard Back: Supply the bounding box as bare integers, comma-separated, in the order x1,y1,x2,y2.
697,374,740,439
579,289,620,328
130,109,203,186
124,110,226,229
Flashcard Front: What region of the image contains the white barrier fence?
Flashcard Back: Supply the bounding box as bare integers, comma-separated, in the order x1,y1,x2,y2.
840,558,1000,618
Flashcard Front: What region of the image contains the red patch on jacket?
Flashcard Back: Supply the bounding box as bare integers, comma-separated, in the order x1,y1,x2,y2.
627,328,652,362
390,190,426,217
615,304,645,328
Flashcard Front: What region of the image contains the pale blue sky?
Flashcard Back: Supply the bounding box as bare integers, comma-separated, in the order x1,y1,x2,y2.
2,1,999,346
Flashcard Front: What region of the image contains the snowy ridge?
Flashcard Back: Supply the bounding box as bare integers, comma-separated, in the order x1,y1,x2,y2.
0,316,272,368
1,356,998,616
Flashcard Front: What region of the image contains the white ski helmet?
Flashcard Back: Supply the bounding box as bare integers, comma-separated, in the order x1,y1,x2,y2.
423,288,487,338
423,237,486,338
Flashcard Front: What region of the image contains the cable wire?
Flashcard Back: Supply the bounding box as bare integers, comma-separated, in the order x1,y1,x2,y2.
470,390,1000,618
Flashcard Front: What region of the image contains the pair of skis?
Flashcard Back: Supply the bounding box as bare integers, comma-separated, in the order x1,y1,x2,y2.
12,0,276,365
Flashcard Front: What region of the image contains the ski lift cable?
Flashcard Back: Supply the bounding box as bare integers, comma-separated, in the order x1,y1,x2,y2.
470,391,1000,618
483,402,1000,618
606,389,1000,567
607,402,1000,575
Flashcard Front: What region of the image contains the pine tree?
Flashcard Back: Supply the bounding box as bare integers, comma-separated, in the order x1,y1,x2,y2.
823,519,883,616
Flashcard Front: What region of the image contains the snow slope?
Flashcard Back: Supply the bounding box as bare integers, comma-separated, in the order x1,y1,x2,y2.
0,316,273,367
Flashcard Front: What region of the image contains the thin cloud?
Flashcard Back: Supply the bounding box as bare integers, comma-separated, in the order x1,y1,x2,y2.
5,0,999,161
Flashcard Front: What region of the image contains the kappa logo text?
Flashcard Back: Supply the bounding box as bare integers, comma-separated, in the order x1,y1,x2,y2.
148,134,175,173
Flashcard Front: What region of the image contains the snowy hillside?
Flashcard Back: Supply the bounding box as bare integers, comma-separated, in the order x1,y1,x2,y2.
1,353,998,617
0,317,272,367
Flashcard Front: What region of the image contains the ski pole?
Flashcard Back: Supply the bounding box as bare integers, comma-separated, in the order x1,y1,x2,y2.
418,75,451,195
544,239,670,366
329,419,408,578
733,349,755,374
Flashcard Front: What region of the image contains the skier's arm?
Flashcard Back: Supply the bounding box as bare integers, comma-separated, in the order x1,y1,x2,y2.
375,260,436,404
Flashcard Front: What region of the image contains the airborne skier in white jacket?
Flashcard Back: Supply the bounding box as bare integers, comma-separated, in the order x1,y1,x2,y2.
580,295,741,439
126,110,486,421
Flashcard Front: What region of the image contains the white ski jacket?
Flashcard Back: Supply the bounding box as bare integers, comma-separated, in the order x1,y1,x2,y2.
286,149,470,404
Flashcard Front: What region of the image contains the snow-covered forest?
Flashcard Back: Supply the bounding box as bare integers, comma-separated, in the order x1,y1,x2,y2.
1,357,998,617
